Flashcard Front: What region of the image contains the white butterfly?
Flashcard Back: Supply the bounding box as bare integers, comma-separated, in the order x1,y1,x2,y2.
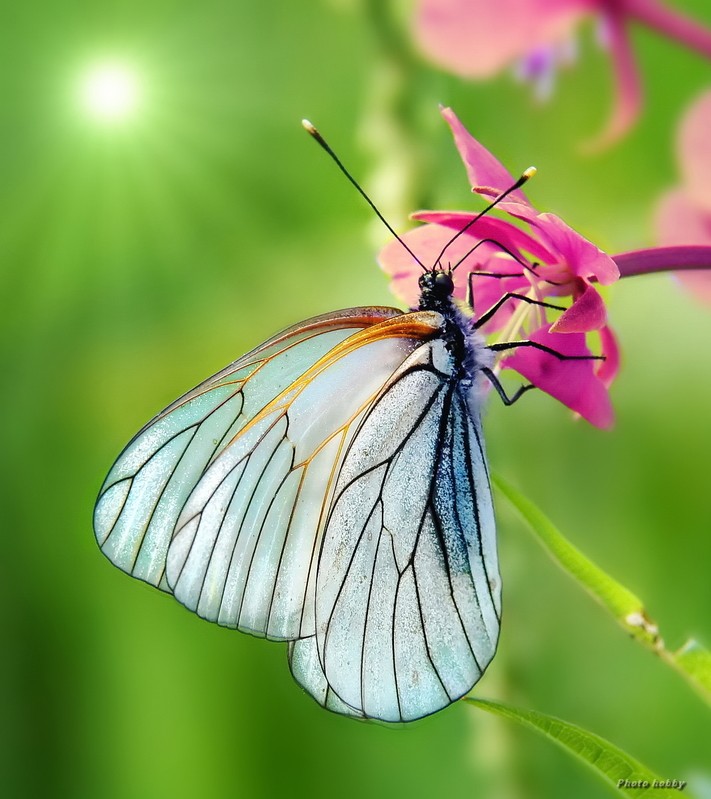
94,126,580,722
95,280,504,721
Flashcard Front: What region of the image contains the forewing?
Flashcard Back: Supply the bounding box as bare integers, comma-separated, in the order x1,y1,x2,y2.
290,338,501,722
162,312,445,641
94,307,403,591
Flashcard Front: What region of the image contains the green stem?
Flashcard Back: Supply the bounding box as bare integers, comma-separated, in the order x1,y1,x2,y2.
493,472,711,708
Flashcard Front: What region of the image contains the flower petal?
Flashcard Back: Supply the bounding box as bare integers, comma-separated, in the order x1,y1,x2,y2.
378,224,446,307
655,189,711,302
500,325,614,428
412,210,555,263
596,325,620,389
502,203,619,284
677,91,711,214
414,0,591,78
377,222,529,315
582,10,643,152
470,267,533,332
440,107,530,202
550,281,607,332
674,270,711,304
655,189,711,247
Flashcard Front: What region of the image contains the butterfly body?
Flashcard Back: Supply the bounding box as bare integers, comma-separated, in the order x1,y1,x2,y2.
95,271,501,722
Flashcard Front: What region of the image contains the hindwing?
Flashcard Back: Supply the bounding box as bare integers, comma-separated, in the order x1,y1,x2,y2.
289,337,500,721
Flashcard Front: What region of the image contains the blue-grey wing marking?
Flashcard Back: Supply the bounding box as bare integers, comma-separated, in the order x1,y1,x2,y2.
290,338,500,722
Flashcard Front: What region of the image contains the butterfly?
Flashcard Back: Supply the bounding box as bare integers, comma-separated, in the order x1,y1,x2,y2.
94,123,582,722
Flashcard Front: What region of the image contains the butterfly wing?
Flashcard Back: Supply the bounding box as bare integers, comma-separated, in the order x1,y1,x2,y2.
158,311,446,641
289,336,501,722
94,307,404,591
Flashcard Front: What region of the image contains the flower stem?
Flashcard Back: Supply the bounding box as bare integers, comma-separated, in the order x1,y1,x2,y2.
493,472,711,708
624,0,711,59
613,245,711,277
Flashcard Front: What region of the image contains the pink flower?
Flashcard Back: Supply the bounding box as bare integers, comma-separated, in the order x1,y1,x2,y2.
654,90,711,303
380,108,620,427
414,0,711,149
379,108,711,428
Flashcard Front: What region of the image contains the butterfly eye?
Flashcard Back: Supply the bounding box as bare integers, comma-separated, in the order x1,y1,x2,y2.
434,272,454,295
418,271,453,296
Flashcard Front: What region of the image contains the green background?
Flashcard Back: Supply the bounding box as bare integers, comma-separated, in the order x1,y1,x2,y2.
2,1,710,797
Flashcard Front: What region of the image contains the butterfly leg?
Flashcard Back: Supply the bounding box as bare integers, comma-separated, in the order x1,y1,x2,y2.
481,367,535,406
483,341,604,407
466,270,524,309
473,292,565,329
489,340,605,361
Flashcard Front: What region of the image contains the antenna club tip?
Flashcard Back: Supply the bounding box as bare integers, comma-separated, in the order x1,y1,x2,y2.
301,119,317,135
522,166,537,181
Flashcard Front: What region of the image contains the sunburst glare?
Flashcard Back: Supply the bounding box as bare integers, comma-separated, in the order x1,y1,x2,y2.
79,62,141,123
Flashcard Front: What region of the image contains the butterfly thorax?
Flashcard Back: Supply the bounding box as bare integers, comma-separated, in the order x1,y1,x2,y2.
417,270,488,385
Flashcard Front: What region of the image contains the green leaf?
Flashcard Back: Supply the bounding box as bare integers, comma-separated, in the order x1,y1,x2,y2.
466,698,691,798
493,472,711,707
668,639,711,702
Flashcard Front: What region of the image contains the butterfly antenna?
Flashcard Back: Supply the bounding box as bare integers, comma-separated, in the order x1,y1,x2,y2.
302,120,428,271
432,167,536,269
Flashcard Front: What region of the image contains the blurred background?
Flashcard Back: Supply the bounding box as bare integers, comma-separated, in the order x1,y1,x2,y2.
2,1,710,797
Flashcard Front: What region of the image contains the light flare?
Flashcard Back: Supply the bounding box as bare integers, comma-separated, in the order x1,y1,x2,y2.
79,62,140,122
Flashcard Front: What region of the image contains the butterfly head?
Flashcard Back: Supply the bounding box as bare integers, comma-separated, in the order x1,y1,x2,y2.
418,269,454,312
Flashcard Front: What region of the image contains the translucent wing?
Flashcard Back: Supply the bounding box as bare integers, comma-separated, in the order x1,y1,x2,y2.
289,337,501,722
113,309,440,639
94,307,404,591
159,312,445,641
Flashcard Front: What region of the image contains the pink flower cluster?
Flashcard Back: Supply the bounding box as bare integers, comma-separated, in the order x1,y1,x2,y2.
414,0,711,148
655,90,711,303
380,108,620,427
